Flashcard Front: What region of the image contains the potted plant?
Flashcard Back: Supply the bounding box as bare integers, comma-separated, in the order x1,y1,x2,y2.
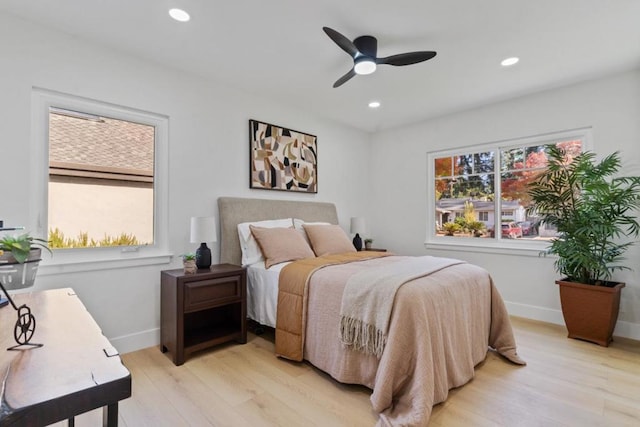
182,253,197,274
364,238,374,250
0,233,51,290
527,145,640,346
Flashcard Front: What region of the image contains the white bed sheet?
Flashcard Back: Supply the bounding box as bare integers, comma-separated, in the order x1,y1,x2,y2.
246,262,289,328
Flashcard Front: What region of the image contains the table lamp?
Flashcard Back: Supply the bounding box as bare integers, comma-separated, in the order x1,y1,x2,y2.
190,216,217,269
350,217,366,251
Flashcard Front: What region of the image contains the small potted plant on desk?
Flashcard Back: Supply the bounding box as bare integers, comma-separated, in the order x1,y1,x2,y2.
364,238,373,250
0,233,51,290
0,232,50,347
527,145,640,346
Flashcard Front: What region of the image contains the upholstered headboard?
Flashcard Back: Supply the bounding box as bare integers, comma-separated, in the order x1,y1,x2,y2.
218,197,339,265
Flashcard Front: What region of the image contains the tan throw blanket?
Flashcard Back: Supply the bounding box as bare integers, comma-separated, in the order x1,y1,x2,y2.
340,256,465,357
302,256,526,426
275,251,391,361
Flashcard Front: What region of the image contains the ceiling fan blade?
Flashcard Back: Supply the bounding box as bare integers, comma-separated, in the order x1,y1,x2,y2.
333,68,356,88
377,51,437,66
323,27,359,58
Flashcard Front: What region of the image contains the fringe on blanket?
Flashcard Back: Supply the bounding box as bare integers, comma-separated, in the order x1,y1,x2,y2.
340,316,386,358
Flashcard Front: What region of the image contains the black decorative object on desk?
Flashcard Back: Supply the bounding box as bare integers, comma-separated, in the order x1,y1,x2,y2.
0,281,43,350
0,225,48,347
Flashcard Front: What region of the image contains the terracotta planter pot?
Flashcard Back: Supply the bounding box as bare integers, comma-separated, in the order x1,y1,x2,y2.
0,248,42,290
556,279,624,347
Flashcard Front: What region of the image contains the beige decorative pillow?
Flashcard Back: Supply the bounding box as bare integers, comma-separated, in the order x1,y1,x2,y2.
293,219,331,245
237,218,293,266
303,224,356,256
249,225,316,268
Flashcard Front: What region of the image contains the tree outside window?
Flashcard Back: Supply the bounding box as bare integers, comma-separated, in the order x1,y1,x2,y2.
432,135,583,241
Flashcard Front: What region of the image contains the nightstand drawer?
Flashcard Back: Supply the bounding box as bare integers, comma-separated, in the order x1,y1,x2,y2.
184,276,241,312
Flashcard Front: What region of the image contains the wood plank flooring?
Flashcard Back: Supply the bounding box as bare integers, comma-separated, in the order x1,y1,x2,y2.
53,317,640,426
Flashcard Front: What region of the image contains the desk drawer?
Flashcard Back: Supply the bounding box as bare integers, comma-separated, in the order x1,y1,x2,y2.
184,276,241,312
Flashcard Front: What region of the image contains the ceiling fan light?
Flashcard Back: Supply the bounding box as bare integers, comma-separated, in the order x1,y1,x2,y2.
354,58,377,75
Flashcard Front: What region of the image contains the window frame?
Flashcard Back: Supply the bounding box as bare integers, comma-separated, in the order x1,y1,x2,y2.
426,128,592,255
31,88,171,274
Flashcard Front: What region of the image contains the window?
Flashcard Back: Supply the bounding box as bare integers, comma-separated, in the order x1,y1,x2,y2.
48,108,155,248
31,89,170,271
428,128,590,251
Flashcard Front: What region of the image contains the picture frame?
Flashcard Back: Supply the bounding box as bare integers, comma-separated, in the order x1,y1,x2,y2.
249,119,318,193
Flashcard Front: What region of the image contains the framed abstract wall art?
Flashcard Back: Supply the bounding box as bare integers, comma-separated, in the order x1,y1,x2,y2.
249,119,318,193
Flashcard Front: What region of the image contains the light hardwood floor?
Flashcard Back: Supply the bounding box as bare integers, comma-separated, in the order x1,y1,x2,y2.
54,317,640,426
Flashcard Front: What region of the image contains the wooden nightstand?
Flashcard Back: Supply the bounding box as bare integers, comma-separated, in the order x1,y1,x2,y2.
160,264,247,366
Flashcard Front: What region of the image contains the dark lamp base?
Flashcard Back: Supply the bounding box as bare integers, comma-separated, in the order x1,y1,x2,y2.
195,243,212,269
352,233,362,251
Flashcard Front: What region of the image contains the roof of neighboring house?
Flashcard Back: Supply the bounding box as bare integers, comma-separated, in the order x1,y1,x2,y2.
436,198,523,211
49,112,154,173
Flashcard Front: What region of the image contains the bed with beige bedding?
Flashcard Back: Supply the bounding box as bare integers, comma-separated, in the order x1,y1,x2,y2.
218,197,525,426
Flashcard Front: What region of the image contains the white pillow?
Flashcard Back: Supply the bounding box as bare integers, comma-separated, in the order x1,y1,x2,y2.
237,218,293,266
293,219,331,229
302,224,357,256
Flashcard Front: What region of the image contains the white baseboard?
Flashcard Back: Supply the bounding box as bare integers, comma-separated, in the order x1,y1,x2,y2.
505,301,565,326
611,320,640,341
109,328,160,354
505,301,640,341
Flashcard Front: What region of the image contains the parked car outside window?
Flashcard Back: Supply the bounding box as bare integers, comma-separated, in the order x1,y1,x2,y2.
501,222,523,238
517,221,535,236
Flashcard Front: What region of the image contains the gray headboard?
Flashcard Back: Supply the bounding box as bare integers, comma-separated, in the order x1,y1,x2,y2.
218,197,339,265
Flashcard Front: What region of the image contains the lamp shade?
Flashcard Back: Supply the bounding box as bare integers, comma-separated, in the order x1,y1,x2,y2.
350,217,366,235
190,217,217,243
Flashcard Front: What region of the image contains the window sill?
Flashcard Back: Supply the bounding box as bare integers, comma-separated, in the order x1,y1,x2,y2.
38,251,173,276
425,238,551,257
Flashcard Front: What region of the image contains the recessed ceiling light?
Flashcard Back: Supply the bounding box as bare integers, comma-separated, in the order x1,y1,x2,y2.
169,8,190,22
368,101,381,109
501,57,519,67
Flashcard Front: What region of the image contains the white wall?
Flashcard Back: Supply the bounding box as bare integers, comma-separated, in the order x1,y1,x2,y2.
370,69,640,339
0,13,371,352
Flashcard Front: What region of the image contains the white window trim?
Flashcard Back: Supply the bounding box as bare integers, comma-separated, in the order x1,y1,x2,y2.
31,88,171,274
425,127,593,255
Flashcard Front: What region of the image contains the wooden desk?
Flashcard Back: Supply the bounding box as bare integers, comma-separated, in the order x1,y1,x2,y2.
0,288,131,426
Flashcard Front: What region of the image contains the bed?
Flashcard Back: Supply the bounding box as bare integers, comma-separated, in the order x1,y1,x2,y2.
218,197,525,427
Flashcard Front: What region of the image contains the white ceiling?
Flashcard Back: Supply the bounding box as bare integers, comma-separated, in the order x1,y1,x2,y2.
2,0,639,132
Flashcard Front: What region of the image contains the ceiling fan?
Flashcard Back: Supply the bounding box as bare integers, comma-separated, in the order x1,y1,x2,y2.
323,27,437,88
